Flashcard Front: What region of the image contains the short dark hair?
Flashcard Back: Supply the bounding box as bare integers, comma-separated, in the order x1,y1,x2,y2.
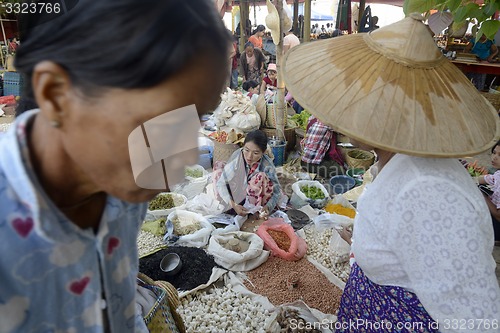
492,140,500,153
15,0,231,114
242,80,259,91
255,24,266,33
244,41,254,49
244,130,268,153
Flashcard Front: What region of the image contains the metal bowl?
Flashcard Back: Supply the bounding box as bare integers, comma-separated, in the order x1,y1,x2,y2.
160,253,182,276
286,209,311,230
329,175,356,195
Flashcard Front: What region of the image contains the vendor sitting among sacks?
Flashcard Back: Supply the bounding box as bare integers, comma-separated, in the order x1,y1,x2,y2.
216,130,281,217
301,115,345,178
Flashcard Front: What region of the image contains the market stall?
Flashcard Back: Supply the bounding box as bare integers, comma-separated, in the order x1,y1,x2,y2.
135,107,378,331
451,59,500,76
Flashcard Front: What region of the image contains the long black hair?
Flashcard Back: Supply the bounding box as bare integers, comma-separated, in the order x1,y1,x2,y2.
15,0,231,114
242,80,258,91
244,130,268,153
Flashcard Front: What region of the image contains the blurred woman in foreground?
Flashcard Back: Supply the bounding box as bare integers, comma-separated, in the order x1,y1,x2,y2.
0,0,230,331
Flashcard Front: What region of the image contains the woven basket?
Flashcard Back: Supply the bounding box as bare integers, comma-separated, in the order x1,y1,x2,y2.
295,128,305,152
264,102,288,129
481,92,500,113
261,127,296,151
346,149,375,170
138,273,186,333
212,140,240,163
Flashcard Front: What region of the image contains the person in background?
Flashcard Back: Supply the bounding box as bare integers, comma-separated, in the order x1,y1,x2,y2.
332,29,342,37
301,116,345,179
248,24,266,50
0,0,230,331
371,16,380,30
326,23,333,35
8,37,18,54
216,130,281,217
260,63,277,96
284,14,499,332
477,140,500,245
242,80,260,105
229,35,240,89
240,41,266,83
313,23,320,35
283,28,300,54
464,33,498,90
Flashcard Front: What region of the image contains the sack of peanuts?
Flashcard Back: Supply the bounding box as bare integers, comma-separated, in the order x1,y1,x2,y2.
207,231,270,271
256,218,307,261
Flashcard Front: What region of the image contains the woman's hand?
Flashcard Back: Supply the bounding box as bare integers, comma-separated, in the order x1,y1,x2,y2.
337,228,352,245
233,204,249,216
259,206,269,220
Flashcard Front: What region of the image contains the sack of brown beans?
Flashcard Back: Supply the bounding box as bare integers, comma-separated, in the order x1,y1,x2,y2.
256,218,307,261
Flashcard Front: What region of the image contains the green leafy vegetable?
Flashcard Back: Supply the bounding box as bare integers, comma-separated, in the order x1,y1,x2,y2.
185,167,203,178
290,110,312,130
300,185,326,200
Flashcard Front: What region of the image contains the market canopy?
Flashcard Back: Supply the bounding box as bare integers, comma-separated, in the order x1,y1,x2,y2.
298,6,334,21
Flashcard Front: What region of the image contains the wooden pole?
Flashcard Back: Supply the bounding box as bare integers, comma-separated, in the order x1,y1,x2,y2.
293,0,299,34
0,18,7,69
275,0,285,141
358,0,365,33
239,1,250,52
304,0,311,42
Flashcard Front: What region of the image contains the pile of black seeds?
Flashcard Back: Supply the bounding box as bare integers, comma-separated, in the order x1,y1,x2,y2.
139,246,218,291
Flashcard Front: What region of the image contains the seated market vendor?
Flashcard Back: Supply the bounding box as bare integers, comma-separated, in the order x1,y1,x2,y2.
464,33,499,90
301,116,345,179
216,130,281,217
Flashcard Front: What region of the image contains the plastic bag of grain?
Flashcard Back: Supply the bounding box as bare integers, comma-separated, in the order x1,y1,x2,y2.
256,218,307,261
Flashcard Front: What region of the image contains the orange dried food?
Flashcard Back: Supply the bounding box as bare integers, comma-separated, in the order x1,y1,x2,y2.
325,203,356,218
268,230,291,251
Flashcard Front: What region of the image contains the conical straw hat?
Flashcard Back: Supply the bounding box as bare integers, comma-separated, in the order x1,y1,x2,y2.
266,0,292,46
283,13,500,157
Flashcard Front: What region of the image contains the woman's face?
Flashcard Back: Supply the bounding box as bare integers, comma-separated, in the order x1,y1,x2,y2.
492,145,500,169
243,141,264,166
47,55,227,203
245,46,254,57
249,86,259,94
267,70,277,80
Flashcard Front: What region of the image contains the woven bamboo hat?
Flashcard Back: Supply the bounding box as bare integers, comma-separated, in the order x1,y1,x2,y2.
266,0,292,46
283,13,500,157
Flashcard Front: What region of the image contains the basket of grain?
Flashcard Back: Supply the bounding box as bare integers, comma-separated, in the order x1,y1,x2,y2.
345,149,375,170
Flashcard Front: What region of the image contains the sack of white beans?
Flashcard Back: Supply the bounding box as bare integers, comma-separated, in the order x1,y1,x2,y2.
207,231,270,271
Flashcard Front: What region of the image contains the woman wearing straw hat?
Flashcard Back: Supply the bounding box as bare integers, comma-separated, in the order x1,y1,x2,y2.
283,14,500,332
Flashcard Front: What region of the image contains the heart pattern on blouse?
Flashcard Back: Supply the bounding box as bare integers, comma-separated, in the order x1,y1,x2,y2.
107,237,120,255
12,217,34,238
69,276,90,295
